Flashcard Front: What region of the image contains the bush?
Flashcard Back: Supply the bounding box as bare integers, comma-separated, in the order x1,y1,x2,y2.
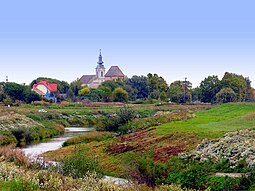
112,87,128,102
0,179,39,191
166,158,214,190
0,131,17,146
61,147,103,178
122,151,167,187
96,106,136,132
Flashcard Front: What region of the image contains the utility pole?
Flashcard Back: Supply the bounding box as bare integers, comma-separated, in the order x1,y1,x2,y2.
184,77,187,103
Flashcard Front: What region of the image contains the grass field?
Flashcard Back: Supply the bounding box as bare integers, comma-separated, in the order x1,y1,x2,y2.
156,103,255,139
43,103,255,180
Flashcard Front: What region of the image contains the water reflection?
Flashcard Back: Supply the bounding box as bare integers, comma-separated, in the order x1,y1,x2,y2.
22,127,94,157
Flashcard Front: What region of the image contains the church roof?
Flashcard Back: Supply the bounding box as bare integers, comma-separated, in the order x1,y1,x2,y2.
80,75,96,84
105,66,125,77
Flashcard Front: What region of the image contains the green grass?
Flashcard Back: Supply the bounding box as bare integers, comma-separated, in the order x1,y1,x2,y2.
0,179,39,191
157,103,255,139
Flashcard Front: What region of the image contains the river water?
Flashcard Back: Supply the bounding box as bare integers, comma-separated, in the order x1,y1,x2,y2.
22,127,129,185
22,127,94,157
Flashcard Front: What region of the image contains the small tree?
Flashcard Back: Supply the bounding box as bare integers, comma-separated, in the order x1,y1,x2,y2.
216,88,237,103
3,96,13,105
66,88,75,101
160,91,168,102
112,87,128,102
78,87,90,97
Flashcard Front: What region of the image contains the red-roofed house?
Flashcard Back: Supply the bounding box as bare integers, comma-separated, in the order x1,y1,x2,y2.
32,80,58,99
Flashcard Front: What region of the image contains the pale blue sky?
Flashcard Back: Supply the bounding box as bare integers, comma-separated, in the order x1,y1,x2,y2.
0,0,254,87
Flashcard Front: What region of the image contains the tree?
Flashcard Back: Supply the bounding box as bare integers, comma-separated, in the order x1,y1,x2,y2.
100,80,124,91
3,96,13,105
88,89,104,102
126,75,148,99
98,86,112,102
3,82,26,101
78,87,90,97
221,72,246,102
0,91,7,102
147,73,168,100
124,84,137,101
244,77,254,102
199,75,221,103
168,80,192,103
66,88,75,101
159,91,168,102
192,87,201,102
112,88,128,102
70,79,82,97
216,88,236,103
25,91,42,103
147,73,159,95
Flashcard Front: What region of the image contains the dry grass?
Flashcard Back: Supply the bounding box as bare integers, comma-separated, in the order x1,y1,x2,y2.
0,146,30,167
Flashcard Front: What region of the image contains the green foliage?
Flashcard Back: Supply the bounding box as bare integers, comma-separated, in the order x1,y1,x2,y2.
3,96,13,105
78,87,90,97
87,88,103,102
98,86,112,102
191,87,201,102
61,147,103,178
221,72,247,102
66,88,75,101
0,91,7,102
100,80,124,91
199,75,221,103
216,88,237,103
3,82,26,101
112,87,128,102
97,106,135,132
0,179,39,191
126,75,149,99
70,78,82,96
25,91,42,103
3,83,41,103
168,81,192,103
160,91,168,102
63,132,113,147
122,151,167,187
244,77,254,102
0,131,17,145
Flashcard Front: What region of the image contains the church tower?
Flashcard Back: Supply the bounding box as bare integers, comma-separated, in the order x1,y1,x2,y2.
96,49,106,82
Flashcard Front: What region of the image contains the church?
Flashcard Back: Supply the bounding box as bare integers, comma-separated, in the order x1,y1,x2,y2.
80,50,125,88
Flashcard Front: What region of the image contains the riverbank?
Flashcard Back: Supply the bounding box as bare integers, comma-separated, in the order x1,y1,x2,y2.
44,103,255,190
0,147,195,191
0,102,210,147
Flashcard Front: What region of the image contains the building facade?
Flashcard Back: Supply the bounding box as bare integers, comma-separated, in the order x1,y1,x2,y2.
80,50,125,88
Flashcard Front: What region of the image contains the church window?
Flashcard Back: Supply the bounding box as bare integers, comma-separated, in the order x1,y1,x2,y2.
101,71,104,77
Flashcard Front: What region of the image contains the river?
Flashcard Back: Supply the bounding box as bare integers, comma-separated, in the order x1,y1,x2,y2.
22,127,94,157
22,127,129,185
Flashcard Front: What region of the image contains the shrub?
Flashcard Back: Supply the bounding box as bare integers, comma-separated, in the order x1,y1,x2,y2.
96,106,136,132
61,147,104,178
0,179,39,191
0,131,17,146
112,87,128,102
122,151,167,187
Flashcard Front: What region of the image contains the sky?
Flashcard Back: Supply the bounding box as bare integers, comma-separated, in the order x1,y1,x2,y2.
0,0,254,87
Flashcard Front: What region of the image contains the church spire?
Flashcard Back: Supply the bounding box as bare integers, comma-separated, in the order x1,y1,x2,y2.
97,49,104,65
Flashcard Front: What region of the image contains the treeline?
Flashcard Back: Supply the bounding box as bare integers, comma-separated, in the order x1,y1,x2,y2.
0,72,254,105
69,72,254,104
